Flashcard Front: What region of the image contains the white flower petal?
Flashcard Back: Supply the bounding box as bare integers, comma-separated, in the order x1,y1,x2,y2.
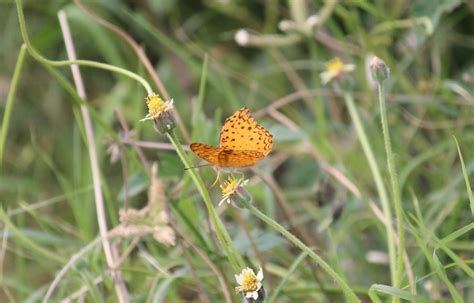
245,290,258,300
256,267,264,281
140,115,152,122
165,99,174,110
320,72,332,85
235,273,243,285
218,198,227,206
344,64,356,72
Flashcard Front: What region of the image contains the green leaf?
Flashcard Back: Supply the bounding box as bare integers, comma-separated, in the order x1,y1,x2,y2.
453,136,474,217
233,229,286,256
369,284,429,303
411,0,464,27
117,171,149,201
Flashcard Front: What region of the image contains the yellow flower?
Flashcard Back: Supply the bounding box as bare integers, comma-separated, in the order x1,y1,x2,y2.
235,267,264,300
140,93,173,121
320,57,355,85
219,175,249,206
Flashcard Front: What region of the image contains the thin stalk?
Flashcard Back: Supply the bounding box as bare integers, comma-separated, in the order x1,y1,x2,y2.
268,251,307,303
15,0,152,94
288,0,307,31
377,82,404,301
309,41,329,153
0,209,66,264
74,0,191,144
0,44,27,168
248,205,361,303
343,92,396,285
58,11,129,302
166,131,245,271
453,136,474,217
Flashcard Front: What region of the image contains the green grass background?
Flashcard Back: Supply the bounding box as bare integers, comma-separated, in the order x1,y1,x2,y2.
1,0,473,302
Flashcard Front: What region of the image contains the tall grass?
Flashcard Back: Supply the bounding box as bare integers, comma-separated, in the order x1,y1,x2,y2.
1,1,473,302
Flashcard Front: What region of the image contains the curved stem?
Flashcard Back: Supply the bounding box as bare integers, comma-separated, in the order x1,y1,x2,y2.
248,205,361,303
377,82,404,302
0,44,27,168
15,0,152,94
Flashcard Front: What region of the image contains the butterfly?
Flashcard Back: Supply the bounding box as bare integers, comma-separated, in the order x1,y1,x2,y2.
190,107,273,168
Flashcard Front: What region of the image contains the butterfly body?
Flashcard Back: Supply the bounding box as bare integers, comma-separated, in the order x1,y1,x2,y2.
190,107,272,168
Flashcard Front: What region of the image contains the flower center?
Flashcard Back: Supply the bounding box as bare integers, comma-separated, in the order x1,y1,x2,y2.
241,271,258,292
326,57,344,75
146,93,167,117
220,177,239,196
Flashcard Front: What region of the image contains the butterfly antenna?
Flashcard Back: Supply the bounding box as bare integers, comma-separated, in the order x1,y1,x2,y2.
184,164,211,170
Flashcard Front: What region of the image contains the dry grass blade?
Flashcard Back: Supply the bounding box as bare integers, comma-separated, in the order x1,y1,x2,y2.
56,11,130,303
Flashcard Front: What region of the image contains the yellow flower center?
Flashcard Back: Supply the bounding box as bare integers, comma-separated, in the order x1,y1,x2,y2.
220,176,239,197
326,57,344,75
146,93,167,117
241,271,258,292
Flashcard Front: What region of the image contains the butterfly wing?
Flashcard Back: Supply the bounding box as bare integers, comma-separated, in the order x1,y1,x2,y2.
190,143,263,168
219,107,273,156
217,149,264,167
190,143,222,166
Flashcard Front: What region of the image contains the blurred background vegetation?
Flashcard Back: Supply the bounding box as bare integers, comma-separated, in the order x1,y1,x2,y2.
1,0,473,302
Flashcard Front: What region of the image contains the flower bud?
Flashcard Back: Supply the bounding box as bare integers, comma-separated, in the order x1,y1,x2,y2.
152,110,176,134
369,56,390,83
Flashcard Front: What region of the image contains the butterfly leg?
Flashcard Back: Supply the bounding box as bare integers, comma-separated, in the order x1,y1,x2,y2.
209,169,221,188
235,170,245,180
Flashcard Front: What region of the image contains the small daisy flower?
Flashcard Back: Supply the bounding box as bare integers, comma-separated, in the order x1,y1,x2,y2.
320,57,355,85
219,175,249,206
141,93,176,134
235,267,264,301
140,93,174,122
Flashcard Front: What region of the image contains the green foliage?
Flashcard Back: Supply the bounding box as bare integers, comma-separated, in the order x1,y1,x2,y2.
1,0,473,302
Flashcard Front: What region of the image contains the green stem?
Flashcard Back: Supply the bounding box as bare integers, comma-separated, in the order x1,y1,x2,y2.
248,205,361,303
238,32,301,47
377,82,404,301
0,44,27,168
0,209,67,264
268,251,307,303
314,0,337,29
371,17,433,36
288,0,307,31
453,136,474,218
15,0,152,94
166,131,245,271
343,92,396,285
309,41,329,154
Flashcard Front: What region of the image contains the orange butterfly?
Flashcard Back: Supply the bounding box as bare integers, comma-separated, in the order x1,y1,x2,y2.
190,107,273,168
